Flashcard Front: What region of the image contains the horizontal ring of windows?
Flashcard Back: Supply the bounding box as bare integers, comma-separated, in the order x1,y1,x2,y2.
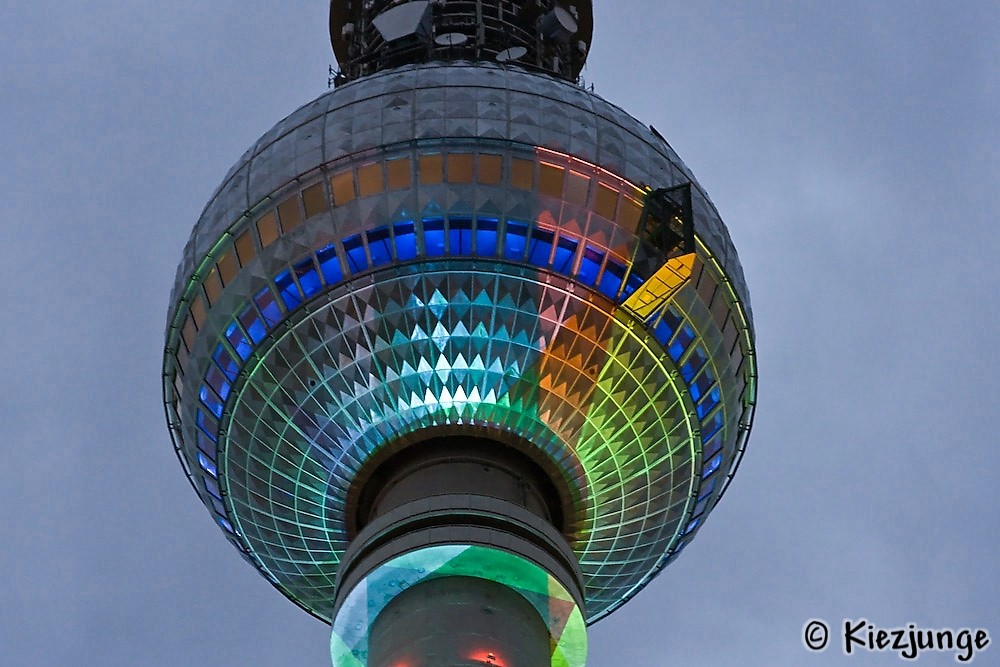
190,220,729,535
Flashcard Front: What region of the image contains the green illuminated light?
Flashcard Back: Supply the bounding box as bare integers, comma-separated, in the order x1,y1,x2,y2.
331,544,587,667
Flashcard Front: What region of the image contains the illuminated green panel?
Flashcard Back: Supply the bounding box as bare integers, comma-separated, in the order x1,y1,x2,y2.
330,545,587,667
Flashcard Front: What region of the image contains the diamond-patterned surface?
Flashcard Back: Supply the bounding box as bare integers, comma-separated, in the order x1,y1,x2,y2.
225,265,694,620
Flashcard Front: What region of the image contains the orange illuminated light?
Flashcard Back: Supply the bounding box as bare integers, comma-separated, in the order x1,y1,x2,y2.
469,650,506,667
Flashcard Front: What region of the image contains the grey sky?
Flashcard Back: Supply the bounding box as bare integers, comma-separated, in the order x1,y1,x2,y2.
1,1,997,665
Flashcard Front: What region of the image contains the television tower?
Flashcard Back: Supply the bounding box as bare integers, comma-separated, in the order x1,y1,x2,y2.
164,2,757,665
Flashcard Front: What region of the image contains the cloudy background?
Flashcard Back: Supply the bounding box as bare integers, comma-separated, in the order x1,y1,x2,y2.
2,1,997,665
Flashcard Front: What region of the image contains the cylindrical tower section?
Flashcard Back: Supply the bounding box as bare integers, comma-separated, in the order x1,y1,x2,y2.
369,576,551,667
331,437,587,666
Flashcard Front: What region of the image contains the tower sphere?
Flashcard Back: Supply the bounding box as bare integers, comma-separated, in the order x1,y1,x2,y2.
164,2,757,665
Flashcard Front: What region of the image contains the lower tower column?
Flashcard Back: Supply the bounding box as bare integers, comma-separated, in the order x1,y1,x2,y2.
368,575,551,667
330,438,588,667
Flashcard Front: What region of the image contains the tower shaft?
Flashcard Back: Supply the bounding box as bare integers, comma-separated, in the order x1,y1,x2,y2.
369,576,551,667
331,437,586,666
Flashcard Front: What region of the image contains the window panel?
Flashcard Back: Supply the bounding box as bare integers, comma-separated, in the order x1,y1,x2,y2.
527,227,555,266
386,157,411,190
697,271,717,305
504,221,528,260
617,196,643,232
539,162,565,197
565,170,591,206
680,346,709,383
702,452,723,478
594,183,618,219
419,154,443,185
273,270,302,310
622,270,644,298
205,362,231,401
598,259,626,300
203,267,223,306
510,158,533,190
277,196,302,232
200,384,225,419
225,320,253,361
670,323,696,361
189,293,206,329
448,218,473,255
293,257,322,297
197,450,218,477
204,477,223,501
475,218,499,256
696,386,721,419
342,235,369,272
478,154,502,184
234,229,256,266
316,244,343,285
256,212,280,247
553,236,578,274
197,430,217,450
253,286,282,328
217,250,238,286
577,246,605,286
330,169,355,205
181,316,197,353
703,434,722,460
702,411,724,442
422,219,446,257
302,182,329,218
692,367,717,402
652,318,674,347
209,343,237,389
357,162,384,197
366,227,392,266
393,222,417,260
447,153,474,183
238,304,267,344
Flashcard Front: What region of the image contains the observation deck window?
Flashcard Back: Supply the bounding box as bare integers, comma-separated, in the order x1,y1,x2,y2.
422,219,446,256
392,222,417,260
316,245,343,285
277,196,302,232
367,227,393,266
256,212,280,248
302,182,329,219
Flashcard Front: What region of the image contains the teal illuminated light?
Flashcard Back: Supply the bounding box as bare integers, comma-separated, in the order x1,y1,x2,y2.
331,545,587,667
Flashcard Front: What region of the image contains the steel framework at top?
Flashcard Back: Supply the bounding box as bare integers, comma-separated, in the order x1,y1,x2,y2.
329,0,595,84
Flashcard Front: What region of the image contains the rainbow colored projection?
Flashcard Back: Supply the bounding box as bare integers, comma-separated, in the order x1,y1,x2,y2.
330,545,587,667
164,63,757,648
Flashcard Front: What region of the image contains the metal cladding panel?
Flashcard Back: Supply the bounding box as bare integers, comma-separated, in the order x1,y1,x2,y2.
171,63,751,330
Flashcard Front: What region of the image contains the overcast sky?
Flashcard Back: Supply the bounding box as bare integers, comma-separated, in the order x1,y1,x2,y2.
2,1,998,665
